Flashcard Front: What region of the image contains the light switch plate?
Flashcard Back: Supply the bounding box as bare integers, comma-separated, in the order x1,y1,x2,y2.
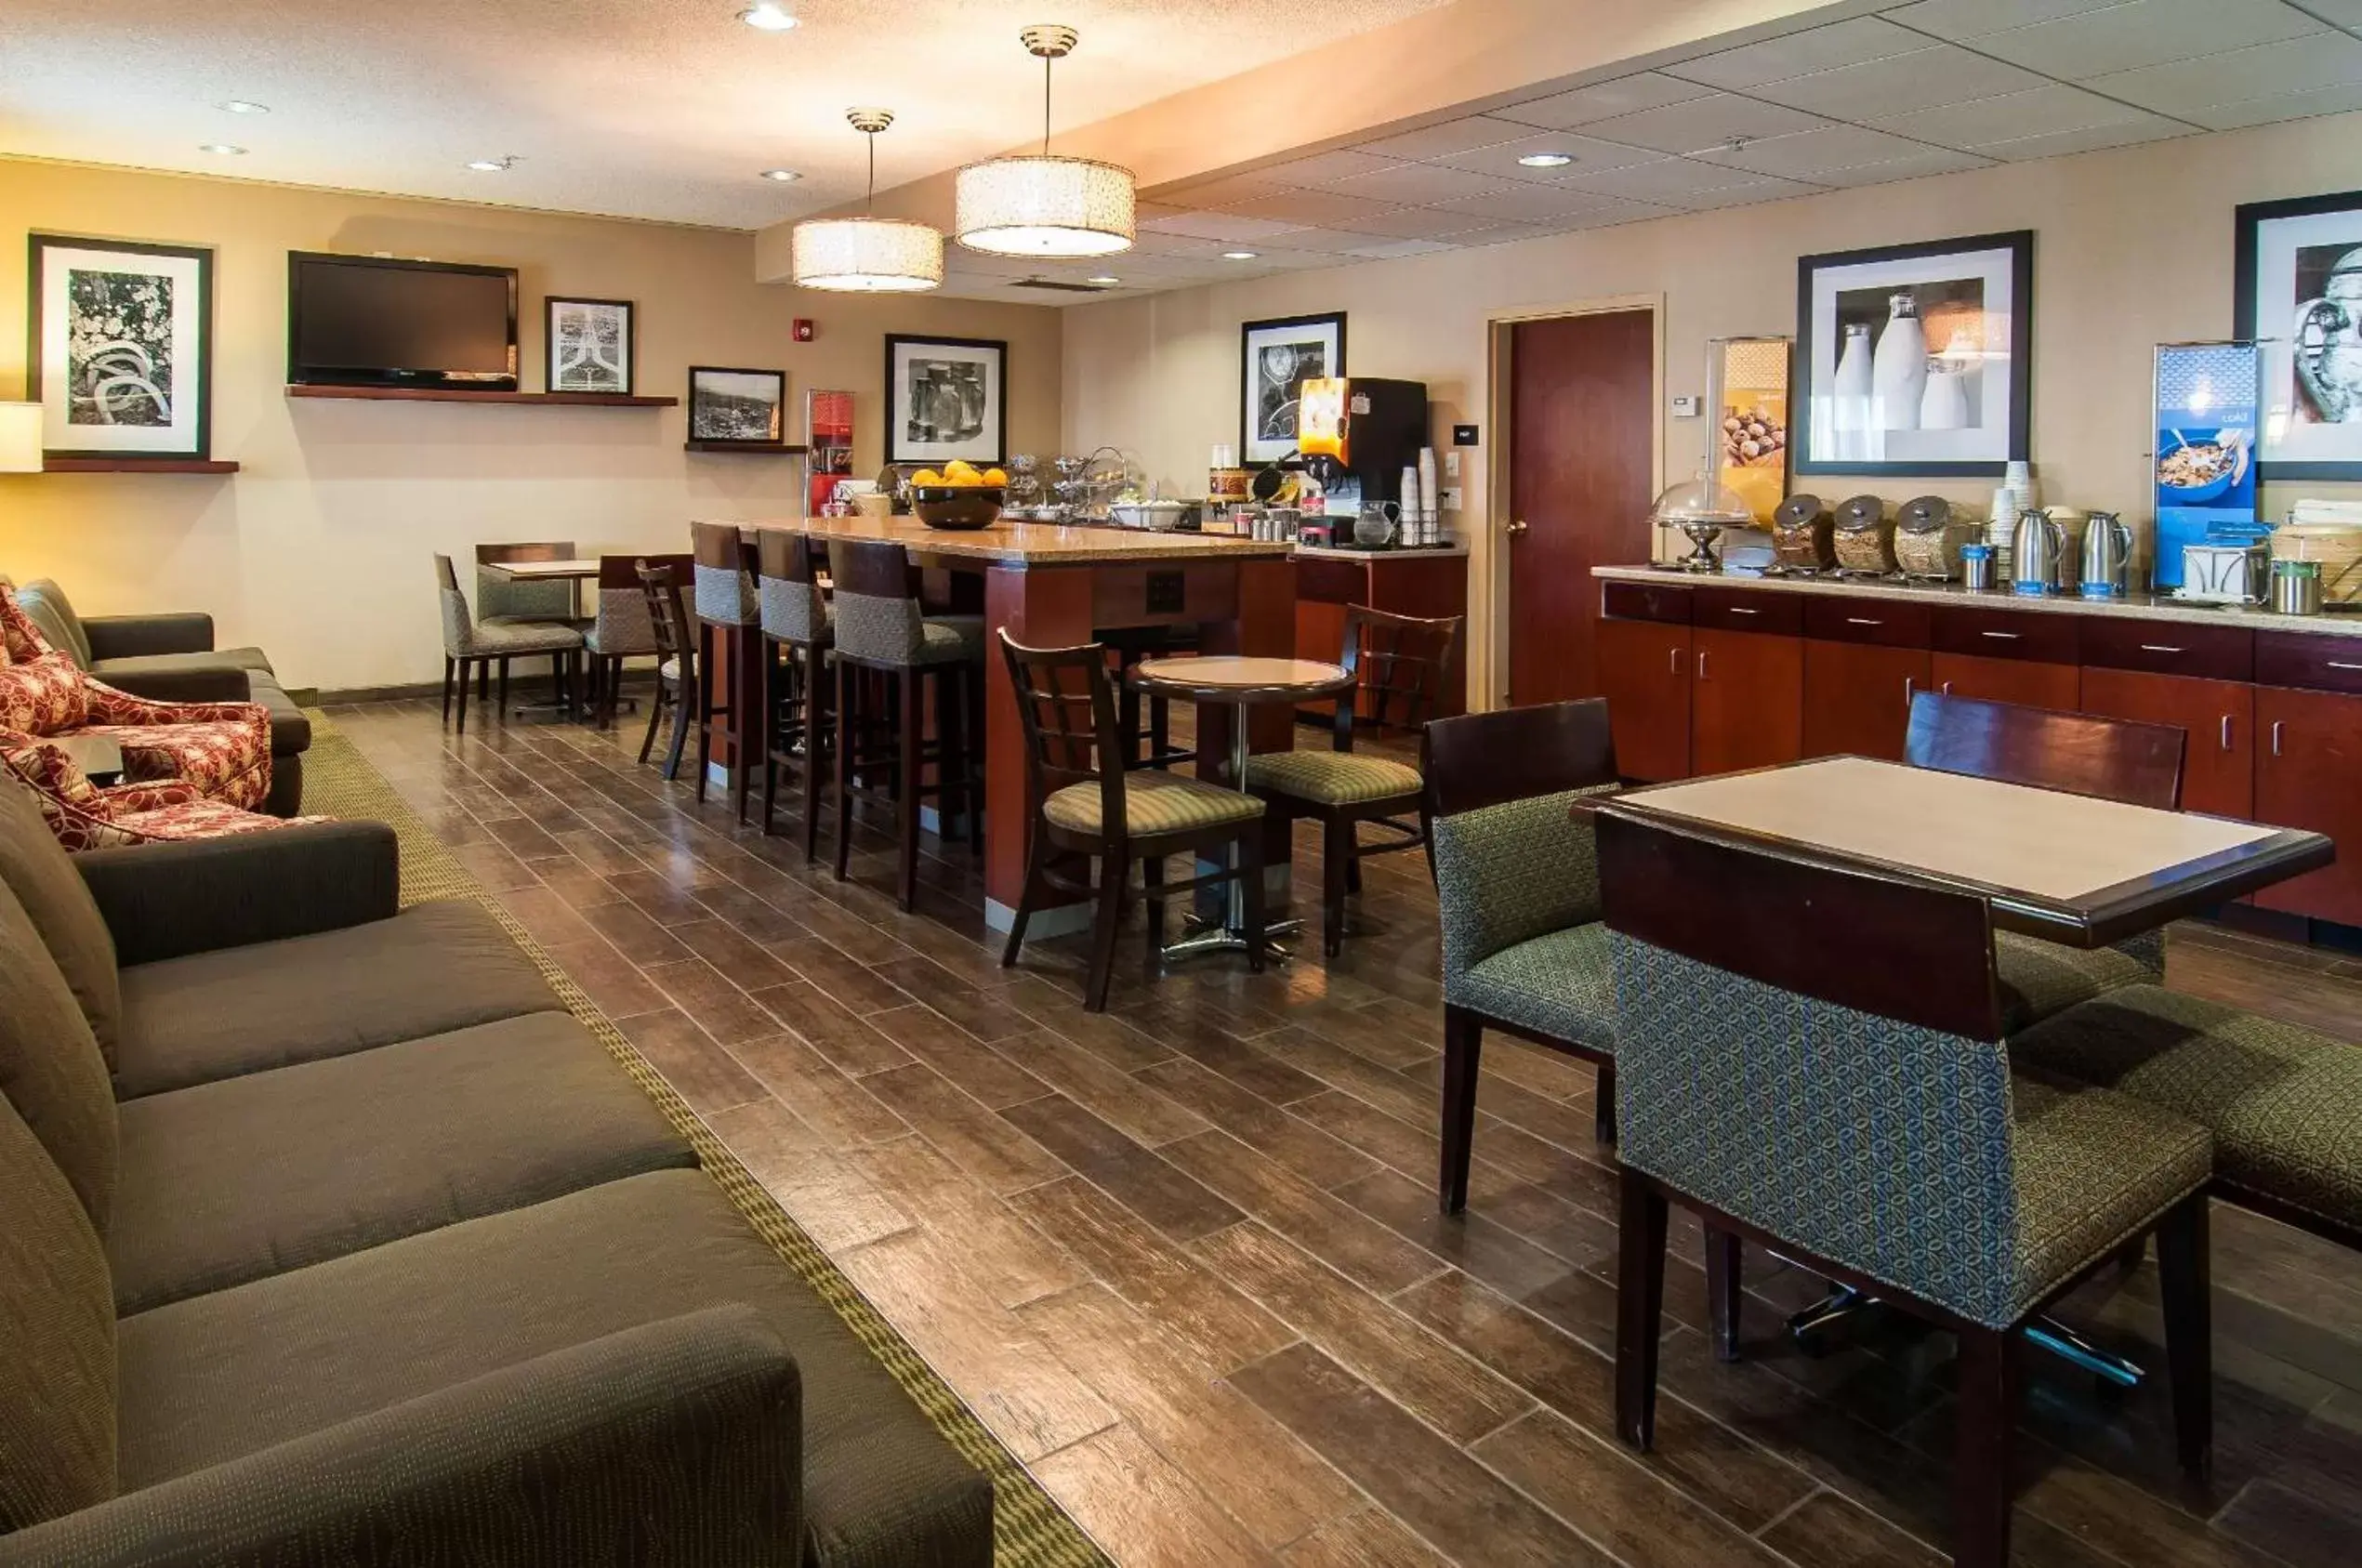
1439,486,1465,511
1443,450,1461,480
1671,395,1700,417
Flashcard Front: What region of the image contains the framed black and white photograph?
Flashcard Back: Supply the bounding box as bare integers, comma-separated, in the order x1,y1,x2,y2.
28,233,214,460
687,365,786,445
1794,231,2031,477
546,296,634,395
1240,310,1345,467
2237,189,2362,479
884,334,1006,467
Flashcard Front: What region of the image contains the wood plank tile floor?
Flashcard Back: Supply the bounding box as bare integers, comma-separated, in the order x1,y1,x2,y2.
327,696,2362,1568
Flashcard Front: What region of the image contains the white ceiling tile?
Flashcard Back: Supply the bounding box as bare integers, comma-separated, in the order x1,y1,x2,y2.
2187,77,2362,126
1968,0,2324,78
1263,228,1413,254
1973,113,2195,157
1350,206,1508,238
1325,162,1533,204
1139,211,1311,242
1746,45,2052,119
1869,83,2160,145
1880,0,2132,41
1552,196,1709,227
1127,232,1241,259
2085,32,2362,112
1577,94,1834,154
1425,129,1668,179
1803,146,1998,185
1667,175,1827,210
1693,124,1950,177
2289,0,2362,26
1155,173,1297,208
1426,184,1645,222
1353,114,1537,161
1343,237,1464,258
1242,247,1351,271
1494,72,1716,130
1557,156,1779,201
1251,150,1407,187
1433,221,1561,247
1216,190,1408,227
1669,17,1930,89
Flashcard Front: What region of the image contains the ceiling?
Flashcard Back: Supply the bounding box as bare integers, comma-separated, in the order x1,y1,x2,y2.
941,0,2362,301
0,0,1446,229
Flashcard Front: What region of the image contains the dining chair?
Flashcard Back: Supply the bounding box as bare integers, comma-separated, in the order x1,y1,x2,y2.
998,630,1270,1011
583,552,688,729
1247,606,1461,956
1422,697,1621,1212
825,538,985,911
634,561,694,779
1906,690,2186,1024
431,553,582,734
475,542,583,626
1597,806,2215,1568
690,521,761,823
755,529,834,861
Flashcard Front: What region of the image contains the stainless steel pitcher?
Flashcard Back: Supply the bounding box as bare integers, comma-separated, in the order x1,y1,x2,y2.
2011,509,2063,595
2078,510,2131,599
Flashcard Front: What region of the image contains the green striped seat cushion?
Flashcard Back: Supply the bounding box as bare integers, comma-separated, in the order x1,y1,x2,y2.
1044,772,1264,837
1244,750,1422,806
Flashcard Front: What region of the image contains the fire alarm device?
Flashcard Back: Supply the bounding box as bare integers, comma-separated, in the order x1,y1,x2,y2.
792,318,815,342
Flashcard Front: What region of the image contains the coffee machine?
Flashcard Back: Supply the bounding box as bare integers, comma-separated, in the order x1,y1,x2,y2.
1296,376,1429,513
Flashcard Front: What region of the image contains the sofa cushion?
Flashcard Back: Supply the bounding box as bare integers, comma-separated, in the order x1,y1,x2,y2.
0,651,89,735
112,898,563,1100
90,646,274,679
0,1090,116,1532
13,580,94,670
1449,920,1616,1054
245,669,311,756
109,1012,697,1314
119,1169,995,1568
0,771,120,1059
0,879,118,1229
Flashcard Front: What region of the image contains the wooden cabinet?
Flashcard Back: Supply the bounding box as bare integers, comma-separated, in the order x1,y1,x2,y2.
2253,684,2362,926
1295,551,1470,725
1693,626,1802,775
2078,666,2254,819
1804,639,1930,761
1596,616,1691,782
1931,651,2081,710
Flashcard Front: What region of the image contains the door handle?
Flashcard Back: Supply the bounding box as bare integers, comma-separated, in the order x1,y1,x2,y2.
2272,720,2285,758
1505,519,1531,538
2221,715,2234,751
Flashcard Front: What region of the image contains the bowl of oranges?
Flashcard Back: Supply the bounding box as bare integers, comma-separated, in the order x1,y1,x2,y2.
908,461,1008,531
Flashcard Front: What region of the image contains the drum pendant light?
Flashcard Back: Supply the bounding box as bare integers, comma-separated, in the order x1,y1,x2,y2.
955,24,1135,259
790,110,944,294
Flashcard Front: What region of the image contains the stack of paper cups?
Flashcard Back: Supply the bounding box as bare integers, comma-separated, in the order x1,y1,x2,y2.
1419,447,1440,544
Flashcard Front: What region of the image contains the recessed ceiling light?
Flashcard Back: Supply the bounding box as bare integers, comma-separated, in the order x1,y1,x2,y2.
465,156,516,172
1086,275,1120,285
739,2,798,30
1222,250,1259,260
1518,152,1575,168
198,143,247,156
218,100,270,115
759,167,801,182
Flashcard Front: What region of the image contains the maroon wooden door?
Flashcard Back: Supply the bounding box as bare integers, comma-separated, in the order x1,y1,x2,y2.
1507,310,1655,706
1803,639,1930,761
2254,685,2362,925
1692,627,1802,776
1595,617,1690,782
2078,667,2254,819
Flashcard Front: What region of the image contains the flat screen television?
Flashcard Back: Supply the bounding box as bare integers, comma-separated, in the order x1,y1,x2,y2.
286,252,519,390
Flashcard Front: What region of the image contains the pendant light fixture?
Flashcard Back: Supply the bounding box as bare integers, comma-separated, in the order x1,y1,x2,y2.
955,24,1135,259
789,109,944,294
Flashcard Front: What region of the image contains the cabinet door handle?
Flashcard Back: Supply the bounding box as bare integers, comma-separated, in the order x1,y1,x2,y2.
1979,631,2021,640
1903,675,1915,708
1667,647,1681,676
1727,606,1758,615
2272,720,2285,758
1941,680,1954,695
1696,649,1711,679
2139,644,2184,654
2331,661,2362,673
1846,616,1882,626
2221,715,2234,752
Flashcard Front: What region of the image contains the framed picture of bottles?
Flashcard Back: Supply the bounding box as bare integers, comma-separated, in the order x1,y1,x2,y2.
1794,230,2032,478
2235,189,2362,480
885,334,1007,468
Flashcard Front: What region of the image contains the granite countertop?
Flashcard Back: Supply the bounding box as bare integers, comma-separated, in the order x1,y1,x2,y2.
722,515,1297,565
1592,564,2362,639
1293,538,1471,561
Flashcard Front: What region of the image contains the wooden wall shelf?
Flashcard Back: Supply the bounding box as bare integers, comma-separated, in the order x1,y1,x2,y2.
42,457,242,474
285,384,678,407
684,441,808,455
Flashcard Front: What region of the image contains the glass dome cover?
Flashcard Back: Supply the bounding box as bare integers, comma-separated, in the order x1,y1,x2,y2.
1648,468,1756,528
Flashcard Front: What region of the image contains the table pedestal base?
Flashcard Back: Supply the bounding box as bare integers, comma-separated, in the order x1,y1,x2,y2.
1160,914,1300,967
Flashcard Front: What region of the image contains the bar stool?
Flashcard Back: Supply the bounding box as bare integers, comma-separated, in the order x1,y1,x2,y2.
690,521,761,823
825,537,985,911
1099,625,1201,771
756,529,834,861
635,560,694,779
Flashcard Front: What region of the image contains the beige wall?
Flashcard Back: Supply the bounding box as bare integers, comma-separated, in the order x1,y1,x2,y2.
1062,112,2362,708
0,157,1062,692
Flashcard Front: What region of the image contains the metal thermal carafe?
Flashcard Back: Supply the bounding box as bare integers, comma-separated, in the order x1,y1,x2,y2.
1833,494,1898,576
1771,494,1836,574
1297,376,1430,528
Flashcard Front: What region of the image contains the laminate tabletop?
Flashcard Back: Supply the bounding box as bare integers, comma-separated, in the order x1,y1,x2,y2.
724,516,1299,566
482,558,600,580
1129,656,1356,703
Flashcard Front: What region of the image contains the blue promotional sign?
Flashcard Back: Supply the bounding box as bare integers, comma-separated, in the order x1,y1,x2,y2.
2153,342,2263,587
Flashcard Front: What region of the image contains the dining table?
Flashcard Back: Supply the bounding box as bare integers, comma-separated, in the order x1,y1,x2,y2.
478,556,601,719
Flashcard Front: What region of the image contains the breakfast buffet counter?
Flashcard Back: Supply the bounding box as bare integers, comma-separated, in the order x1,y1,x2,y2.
730,514,1298,566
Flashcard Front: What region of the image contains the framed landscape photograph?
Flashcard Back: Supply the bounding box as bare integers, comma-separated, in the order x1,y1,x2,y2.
687,365,786,445
1794,231,2031,478
545,296,634,395
885,334,1006,467
2236,188,2362,479
1241,310,1345,467
28,233,214,460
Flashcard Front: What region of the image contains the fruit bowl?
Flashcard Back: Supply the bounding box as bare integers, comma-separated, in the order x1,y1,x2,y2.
911,485,1006,531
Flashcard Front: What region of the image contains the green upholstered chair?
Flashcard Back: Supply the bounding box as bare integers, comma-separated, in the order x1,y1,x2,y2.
1905,691,2183,1026
2013,984,2362,1252
998,630,1270,1013
1598,807,2215,1568
474,542,584,627
1424,698,1621,1214
1246,606,1461,956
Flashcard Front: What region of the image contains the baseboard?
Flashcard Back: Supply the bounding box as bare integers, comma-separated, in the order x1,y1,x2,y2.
318,671,662,706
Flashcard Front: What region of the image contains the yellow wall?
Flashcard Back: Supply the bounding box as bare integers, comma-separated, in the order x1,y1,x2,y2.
1062,112,2362,708
0,157,1062,692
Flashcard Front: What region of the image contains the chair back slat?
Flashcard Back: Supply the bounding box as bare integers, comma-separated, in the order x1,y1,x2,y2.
1423,697,1616,819
1906,691,2185,810
1339,607,1460,743
637,561,694,684
997,631,1124,827
476,541,577,623
690,522,757,628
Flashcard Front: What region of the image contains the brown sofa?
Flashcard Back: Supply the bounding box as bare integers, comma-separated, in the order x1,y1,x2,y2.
0,774,992,1565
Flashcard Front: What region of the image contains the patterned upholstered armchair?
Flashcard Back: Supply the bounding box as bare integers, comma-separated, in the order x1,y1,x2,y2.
1597,806,2215,1568
1424,698,1622,1214
0,739,320,851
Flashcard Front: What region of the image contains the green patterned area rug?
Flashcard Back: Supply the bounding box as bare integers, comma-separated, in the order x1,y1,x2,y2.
300,712,1113,1568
